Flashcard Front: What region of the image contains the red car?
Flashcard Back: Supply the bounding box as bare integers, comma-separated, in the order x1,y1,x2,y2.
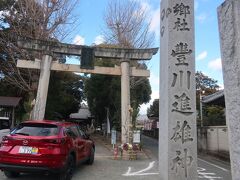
0,120,95,180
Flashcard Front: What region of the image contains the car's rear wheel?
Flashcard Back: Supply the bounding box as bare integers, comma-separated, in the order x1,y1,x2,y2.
4,170,20,178
86,147,95,165
55,155,75,180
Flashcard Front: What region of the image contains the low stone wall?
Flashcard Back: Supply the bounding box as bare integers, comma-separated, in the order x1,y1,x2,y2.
197,126,229,160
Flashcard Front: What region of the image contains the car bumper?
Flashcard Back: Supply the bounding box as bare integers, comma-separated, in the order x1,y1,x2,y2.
0,163,63,173
0,155,66,172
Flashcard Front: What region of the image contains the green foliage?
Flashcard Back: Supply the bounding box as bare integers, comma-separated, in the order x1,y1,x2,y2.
195,71,224,126
147,99,159,117
0,70,84,121
85,74,121,130
131,76,151,127
45,72,83,120
204,105,225,126
196,71,220,110
196,71,219,92
85,60,151,129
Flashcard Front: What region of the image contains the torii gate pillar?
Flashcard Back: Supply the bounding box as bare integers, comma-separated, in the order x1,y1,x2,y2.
121,59,131,143
32,54,52,120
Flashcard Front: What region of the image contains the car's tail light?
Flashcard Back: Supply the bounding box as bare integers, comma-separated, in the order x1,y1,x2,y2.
2,136,13,142
2,136,8,142
41,138,65,144
1,136,13,145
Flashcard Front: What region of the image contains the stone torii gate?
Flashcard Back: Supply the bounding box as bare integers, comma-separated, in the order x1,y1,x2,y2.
17,38,158,143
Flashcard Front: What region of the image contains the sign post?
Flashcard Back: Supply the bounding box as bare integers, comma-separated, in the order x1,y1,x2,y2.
111,129,118,159
111,129,117,146
159,0,197,179
133,130,141,144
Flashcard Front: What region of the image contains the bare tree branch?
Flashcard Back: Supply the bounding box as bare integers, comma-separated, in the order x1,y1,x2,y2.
0,0,79,92
103,0,155,89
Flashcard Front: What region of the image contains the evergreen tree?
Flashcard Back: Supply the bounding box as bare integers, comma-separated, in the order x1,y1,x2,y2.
45,72,83,120
147,99,159,118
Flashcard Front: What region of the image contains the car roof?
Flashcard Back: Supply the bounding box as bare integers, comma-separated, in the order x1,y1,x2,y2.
21,120,76,127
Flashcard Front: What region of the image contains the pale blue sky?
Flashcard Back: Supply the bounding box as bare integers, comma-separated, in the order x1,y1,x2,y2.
65,0,225,114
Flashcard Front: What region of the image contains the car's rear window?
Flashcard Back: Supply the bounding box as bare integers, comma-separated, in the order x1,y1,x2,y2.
11,123,59,136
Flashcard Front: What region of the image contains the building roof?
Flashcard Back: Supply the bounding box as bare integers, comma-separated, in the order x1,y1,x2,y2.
69,103,91,120
0,96,21,107
202,90,224,104
136,115,149,122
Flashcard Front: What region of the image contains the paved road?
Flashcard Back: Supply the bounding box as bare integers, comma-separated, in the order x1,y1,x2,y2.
142,135,232,180
0,132,232,180
0,141,160,180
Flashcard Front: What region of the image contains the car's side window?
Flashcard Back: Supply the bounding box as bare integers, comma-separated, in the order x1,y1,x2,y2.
77,126,87,139
64,125,88,139
65,127,77,138
69,126,81,137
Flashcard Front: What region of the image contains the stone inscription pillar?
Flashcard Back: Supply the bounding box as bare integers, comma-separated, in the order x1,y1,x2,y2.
32,54,52,120
121,60,131,144
159,0,197,179
218,1,240,179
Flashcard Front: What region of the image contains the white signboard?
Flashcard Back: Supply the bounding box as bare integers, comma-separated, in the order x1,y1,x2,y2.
133,130,141,143
111,130,116,145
